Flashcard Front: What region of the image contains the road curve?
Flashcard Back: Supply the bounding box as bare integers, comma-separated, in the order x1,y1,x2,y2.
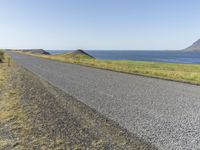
9,52,200,149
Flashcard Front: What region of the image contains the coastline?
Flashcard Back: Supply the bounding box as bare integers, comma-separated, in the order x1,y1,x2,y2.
13,51,200,85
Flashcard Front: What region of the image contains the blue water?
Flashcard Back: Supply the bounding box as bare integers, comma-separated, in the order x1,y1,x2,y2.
46,50,200,64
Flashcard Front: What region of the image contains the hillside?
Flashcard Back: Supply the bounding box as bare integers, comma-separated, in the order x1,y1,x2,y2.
183,39,200,51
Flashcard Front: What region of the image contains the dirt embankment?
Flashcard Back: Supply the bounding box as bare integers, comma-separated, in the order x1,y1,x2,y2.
0,63,156,149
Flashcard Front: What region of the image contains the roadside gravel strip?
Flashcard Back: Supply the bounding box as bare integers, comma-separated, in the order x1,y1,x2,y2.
9,52,200,149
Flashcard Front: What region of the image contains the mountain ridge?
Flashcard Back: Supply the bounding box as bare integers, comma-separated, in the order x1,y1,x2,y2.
183,39,200,51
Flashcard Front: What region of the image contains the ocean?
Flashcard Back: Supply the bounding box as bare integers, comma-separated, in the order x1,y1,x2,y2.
46,50,200,64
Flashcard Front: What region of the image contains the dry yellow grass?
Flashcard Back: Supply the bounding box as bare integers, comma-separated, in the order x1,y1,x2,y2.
0,56,14,149
0,54,50,149
0,54,32,149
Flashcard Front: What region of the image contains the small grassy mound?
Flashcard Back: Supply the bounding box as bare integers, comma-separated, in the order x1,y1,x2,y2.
0,51,4,63
56,49,94,59
46,49,95,63
21,49,51,55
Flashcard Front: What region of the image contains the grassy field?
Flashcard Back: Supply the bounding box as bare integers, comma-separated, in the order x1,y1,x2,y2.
19,51,200,85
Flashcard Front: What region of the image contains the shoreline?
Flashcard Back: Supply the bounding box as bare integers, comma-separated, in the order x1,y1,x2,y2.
12,51,200,86
46,50,200,65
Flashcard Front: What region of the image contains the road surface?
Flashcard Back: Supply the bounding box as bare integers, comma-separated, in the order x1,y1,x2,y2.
9,52,200,149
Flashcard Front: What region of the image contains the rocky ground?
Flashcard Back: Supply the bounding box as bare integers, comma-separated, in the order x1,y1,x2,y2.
0,62,156,149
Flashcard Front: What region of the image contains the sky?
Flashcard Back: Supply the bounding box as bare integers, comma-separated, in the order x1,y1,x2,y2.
0,0,200,50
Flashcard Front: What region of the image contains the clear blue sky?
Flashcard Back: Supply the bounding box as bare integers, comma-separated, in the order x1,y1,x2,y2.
0,0,200,50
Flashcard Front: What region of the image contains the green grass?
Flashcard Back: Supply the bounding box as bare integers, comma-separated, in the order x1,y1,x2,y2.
55,51,93,59
20,51,200,85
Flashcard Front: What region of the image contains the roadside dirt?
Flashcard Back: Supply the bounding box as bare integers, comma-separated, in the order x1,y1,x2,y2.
0,63,157,149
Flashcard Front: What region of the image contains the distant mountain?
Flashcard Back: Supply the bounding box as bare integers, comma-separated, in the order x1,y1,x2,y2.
183,39,200,51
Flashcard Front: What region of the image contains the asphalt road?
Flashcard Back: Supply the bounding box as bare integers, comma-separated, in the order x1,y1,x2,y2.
10,52,200,149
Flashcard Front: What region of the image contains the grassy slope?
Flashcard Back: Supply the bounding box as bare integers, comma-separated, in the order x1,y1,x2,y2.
19,51,200,85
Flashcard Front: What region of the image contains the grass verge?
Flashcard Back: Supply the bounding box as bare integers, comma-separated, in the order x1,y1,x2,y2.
19,51,200,85
0,54,30,149
0,54,48,149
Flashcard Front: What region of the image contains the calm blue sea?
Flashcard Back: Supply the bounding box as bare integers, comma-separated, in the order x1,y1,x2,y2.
46,50,200,64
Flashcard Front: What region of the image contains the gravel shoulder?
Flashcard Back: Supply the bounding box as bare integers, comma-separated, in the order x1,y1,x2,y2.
0,63,156,149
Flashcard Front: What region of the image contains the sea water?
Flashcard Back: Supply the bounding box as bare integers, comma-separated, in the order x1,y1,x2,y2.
46,50,200,64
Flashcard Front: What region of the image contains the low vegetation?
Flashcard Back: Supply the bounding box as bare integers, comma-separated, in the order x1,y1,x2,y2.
0,53,27,149
0,54,46,149
0,51,4,62
20,51,200,85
